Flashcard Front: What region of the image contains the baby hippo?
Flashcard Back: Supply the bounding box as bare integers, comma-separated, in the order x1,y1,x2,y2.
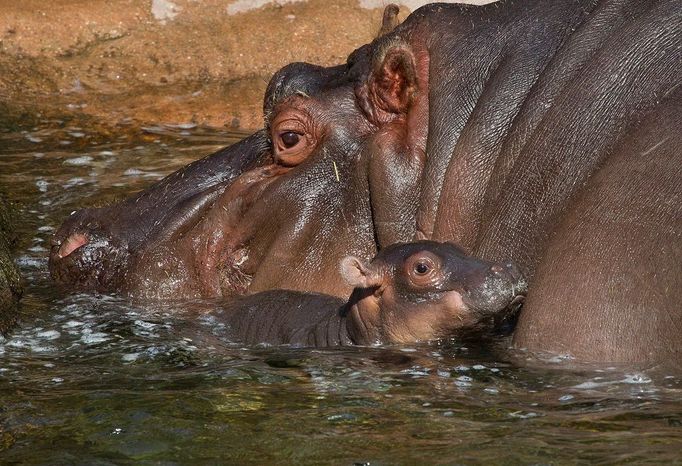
218,241,527,347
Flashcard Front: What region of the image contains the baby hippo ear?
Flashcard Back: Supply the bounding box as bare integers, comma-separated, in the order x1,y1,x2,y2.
340,256,383,289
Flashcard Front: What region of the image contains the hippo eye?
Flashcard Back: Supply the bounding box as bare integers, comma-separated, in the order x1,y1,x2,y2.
414,262,430,275
271,109,316,167
405,251,443,287
280,131,301,149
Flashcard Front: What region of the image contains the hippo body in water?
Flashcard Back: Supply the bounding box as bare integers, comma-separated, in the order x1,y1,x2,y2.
219,241,526,346
50,0,681,365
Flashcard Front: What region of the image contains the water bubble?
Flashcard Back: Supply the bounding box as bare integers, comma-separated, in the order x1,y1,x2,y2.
64,156,94,166
36,179,49,192
80,328,111,345
327,413,356,422
62,320,84,328
510,411,539,419
455,375,472,387
122,353,140,362
623,374,652,385
123,168,145,176
16,256,45,268
37,330,60,340
64,177,87,188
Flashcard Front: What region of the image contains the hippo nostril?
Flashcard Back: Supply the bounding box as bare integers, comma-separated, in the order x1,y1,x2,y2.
57,233,89,259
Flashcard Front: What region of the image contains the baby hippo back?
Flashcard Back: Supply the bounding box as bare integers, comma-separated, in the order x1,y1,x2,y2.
219,290,351,346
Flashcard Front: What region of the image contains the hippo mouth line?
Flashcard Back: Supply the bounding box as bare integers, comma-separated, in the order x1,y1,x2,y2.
508,294,525,314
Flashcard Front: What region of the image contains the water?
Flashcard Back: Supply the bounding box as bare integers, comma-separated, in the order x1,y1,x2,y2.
1,123,681,464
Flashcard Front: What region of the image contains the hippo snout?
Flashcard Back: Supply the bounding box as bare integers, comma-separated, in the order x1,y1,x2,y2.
489,262,527,298
466,262,527,316
49,228,128,291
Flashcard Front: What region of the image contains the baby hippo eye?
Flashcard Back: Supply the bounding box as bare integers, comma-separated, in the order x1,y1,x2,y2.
414,262,430,275
280,131,301,148
405,251,443,287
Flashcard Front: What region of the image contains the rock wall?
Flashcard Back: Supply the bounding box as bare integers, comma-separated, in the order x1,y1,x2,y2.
0,0,494,130
0,197,21,330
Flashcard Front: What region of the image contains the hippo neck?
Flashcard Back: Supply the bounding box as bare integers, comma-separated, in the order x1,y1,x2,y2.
342,289,384,346
409,0,636,277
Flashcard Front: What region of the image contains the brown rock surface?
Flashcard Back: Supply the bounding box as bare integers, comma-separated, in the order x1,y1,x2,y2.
0,0,408,130
0,0,493,131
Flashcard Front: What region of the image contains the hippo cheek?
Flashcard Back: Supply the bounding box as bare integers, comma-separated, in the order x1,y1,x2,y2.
440,290,481,329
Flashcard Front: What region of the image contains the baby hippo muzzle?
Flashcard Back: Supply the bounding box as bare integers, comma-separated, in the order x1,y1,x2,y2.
466,261,528,318
341,240,528,343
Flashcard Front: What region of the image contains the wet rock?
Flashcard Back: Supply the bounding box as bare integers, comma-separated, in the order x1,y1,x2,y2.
0,195,22,331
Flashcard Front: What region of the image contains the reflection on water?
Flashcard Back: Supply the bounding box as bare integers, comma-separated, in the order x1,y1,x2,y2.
1,124,681,464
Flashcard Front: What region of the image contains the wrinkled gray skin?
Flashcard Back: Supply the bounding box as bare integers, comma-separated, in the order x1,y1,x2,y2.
219,241,526,347
50,0,681,365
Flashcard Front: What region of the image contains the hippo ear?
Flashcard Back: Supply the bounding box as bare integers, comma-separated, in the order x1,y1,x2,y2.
340,256,382,289
370,43,417,117
377,4,401,38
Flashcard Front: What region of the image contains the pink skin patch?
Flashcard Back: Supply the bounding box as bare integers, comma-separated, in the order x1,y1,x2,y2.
442,290,466,311
58,233,89,258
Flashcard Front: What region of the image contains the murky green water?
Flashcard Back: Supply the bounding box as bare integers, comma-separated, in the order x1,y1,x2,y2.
1,123,681,465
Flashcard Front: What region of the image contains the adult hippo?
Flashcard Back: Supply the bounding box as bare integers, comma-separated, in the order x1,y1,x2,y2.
50,0,681,365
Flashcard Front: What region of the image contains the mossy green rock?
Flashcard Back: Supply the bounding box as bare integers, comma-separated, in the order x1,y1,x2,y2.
0,196,21,331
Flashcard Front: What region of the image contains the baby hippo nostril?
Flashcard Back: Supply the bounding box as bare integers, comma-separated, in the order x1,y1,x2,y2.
488,262,528,300
489,264,505,276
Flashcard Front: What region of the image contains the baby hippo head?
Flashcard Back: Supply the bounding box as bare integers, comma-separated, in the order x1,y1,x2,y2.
340,240,527,345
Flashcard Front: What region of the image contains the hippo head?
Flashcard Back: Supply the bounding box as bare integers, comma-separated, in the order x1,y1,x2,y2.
48,7,436,299
340,241,527,345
